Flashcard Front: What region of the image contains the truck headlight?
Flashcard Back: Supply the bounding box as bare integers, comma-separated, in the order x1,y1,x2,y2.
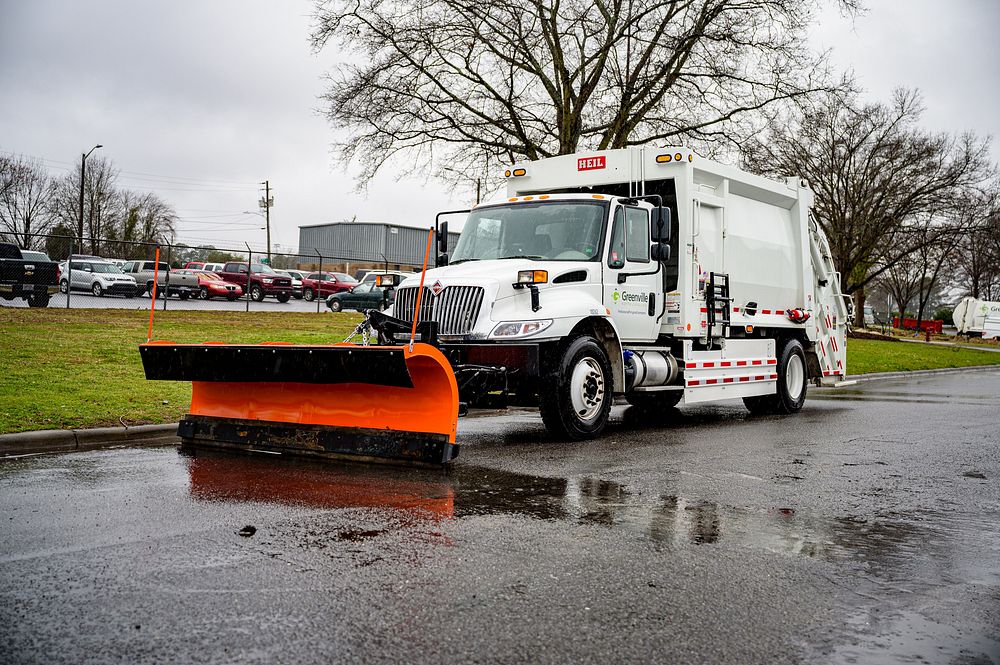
490,319,553,338
262,278,273,284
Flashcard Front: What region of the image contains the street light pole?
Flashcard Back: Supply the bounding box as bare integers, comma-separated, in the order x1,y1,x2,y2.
78,144,103,252
260,180,273,264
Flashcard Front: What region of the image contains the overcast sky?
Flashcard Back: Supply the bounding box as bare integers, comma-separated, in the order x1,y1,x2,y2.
1,0,997,254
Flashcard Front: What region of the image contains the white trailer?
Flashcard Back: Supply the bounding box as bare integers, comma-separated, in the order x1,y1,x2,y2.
953,296,1000,339
374,147,851,439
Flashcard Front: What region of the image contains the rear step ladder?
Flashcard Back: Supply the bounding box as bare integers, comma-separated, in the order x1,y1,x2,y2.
706,272,732,338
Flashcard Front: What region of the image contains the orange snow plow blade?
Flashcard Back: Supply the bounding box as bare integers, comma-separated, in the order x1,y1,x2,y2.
139,341,460,465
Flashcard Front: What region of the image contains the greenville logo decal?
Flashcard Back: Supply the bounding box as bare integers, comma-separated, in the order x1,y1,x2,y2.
613,290,647,304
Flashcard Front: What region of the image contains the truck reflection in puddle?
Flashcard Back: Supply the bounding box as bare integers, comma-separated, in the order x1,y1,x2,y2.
182,448,925,567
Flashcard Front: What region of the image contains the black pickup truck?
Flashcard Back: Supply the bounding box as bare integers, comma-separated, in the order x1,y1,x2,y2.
0,243,59,307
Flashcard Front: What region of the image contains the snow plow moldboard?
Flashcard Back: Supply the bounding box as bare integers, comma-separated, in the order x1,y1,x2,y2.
139,341,460,465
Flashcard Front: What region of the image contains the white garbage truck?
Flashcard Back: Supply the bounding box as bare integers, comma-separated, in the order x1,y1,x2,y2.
368,147,851,439
953,296,1000,339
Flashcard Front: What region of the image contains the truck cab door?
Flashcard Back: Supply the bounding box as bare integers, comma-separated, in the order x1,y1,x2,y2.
602,204,661,343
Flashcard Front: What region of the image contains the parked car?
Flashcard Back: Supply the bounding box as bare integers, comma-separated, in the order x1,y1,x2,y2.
185,261,207,270
274,269,303,299
121,260,199,299
58,259,137,297
0,243,59,307
301,272,358,301
326,282,393,312
189,270,243,300
218,262,292,302
202,262,225,273
359,270,413,287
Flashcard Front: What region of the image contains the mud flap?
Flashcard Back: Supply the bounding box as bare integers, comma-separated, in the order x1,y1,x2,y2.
140,341,460,465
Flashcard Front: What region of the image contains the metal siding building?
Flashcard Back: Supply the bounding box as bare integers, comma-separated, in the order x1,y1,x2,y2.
298,222,460,266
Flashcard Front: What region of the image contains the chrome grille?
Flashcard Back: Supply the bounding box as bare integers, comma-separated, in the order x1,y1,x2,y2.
395,285,484,335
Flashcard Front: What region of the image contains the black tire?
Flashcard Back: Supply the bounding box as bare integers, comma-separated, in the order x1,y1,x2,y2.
538,336,613,440
250,285,265,302
59,280,68,294
743,338,808,415
91,282,103,297
200,286,210,300
625,391,682,410
303,288,315,302
328,299,343,312
226,293,238,302
276,292,291,303
27,293,50,308
179,291,190,301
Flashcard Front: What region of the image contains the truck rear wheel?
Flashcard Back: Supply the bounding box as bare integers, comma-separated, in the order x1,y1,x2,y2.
539,336,612,440
26,293,50,308
743,338,807,415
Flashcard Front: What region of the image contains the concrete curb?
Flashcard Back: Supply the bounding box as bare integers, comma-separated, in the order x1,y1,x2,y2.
1,423,179,458
3,364,1000,458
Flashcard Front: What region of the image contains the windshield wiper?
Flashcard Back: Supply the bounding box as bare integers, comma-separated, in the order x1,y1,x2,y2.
498,255,544,260
448,258,481,265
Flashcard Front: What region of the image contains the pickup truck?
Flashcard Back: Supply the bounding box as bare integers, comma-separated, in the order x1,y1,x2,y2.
301,271,358,301
121,259,200,299
0,243,59,307
218,262,292,302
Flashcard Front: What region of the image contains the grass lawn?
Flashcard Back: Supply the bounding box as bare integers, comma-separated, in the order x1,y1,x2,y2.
2,308,1000,434
0,308,362,434
847,338,1000,375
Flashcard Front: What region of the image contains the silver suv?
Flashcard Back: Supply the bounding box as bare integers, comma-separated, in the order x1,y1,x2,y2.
58,260,137,297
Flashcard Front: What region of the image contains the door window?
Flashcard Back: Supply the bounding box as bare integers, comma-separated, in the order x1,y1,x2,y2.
607,208,626,269
625,207,650,263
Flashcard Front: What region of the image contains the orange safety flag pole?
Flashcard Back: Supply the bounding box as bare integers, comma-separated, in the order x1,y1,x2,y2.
409,228,435,352
146,246,160,343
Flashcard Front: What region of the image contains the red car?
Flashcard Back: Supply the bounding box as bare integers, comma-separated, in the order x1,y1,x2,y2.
185,261,207,270
193,271,243,301
301,272,358,301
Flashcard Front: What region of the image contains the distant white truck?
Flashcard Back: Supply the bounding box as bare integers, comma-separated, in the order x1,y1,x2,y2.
376,146,851,439
953,296,1000,339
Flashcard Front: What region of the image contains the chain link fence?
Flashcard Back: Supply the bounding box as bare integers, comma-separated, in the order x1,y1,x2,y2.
1,232,409,314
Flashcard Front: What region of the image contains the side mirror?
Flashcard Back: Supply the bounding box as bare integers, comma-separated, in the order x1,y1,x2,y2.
437,253,449,266
651,243,671,262
375,273,400,288
651,207,671,243
438,221,449,253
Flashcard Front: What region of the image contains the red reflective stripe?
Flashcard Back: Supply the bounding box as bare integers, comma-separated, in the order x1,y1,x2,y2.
831,337,839,352
752,360,763,366
733,307,740,312
755,375,766,381
688,380,700,386
685,362,697,369
762,309,771,315
766,359,776,365
721,361,732,367
699,307,708,313
739,376,750,382
703,362,715,368
819,343,826,357
723,377,734,383
770,373,778,380
706,378,718,385
736,360,747,366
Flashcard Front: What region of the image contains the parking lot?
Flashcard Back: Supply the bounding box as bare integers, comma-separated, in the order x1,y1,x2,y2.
2,369,998,663
2,291,332,313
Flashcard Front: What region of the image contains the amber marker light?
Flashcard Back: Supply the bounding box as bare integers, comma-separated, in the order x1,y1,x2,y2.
656,154,672,163
512,168,527,177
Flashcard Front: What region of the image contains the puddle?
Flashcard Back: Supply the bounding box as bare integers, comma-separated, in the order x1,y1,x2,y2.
181,449,1000,578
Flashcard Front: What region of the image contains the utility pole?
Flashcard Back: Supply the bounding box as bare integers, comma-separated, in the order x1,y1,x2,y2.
260,180,273,263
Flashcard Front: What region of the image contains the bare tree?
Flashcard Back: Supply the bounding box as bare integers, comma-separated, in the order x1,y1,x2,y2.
312,0,856,185
950,189,1000,300
0,155,56,249
49,156,120,254
744,89,995,324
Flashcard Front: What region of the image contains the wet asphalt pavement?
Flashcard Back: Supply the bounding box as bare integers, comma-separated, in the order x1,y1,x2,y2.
2,370,999,664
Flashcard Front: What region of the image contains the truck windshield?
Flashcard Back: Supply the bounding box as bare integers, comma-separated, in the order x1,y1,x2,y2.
451,200,607,263
250,264,276,274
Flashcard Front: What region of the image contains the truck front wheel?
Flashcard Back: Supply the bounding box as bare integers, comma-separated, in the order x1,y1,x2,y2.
539,336,613,440
743,338,807,415
250,285,265,302
276,292,291,303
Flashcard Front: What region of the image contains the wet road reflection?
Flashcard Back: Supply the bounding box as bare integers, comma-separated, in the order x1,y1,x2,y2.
183,447,958,572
